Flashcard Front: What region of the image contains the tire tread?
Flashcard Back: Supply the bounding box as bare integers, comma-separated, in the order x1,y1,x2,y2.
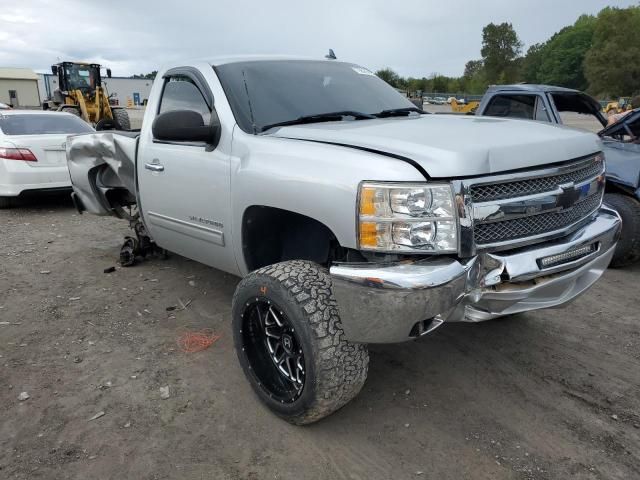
233,260,369,424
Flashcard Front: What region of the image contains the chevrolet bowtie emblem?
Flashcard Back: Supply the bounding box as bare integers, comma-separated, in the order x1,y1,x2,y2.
556,182,580,210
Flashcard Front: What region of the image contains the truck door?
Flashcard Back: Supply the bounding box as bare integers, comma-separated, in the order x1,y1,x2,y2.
137,69,238,275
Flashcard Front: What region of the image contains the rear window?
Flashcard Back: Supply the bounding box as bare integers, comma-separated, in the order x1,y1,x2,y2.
0,114,94,135
484,94,536,119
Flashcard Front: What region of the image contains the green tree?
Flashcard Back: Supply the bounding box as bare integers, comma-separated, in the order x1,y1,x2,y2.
375,68,402,88
430,74,449,92
131,71,157,80
463,60,483,78
521,43,546,83
460,59,487,94
481,22,523,84
584,6,640,96
535,15,596,90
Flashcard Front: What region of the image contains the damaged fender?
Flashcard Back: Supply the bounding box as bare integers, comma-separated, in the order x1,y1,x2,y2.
66,132,139,215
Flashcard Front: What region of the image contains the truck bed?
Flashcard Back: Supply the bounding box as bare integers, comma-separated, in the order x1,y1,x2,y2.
66,132,140,216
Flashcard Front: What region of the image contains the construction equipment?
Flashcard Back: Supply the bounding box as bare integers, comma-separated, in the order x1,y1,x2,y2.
43,62,130,130
450,98,480,114
603,97,632,116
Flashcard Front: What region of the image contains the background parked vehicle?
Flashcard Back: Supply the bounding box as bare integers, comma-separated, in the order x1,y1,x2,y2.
475,84,640,267
0,110,94,208
0,102,12,110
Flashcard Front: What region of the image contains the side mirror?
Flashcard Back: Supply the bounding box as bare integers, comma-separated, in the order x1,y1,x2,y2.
51,65,58,75
152,110,220,144
106,68,112,78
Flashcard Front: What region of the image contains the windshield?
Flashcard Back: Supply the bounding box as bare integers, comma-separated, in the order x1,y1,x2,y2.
64,64,99,91
0,114,94,135
215,60,415,133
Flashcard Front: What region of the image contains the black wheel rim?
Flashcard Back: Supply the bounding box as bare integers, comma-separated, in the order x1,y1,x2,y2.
240,298,305,403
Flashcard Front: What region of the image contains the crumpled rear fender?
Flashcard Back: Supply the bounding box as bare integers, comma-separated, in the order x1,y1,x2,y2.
66,132,139,215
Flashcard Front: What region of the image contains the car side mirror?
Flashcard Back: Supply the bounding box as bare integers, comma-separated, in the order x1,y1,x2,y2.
106,68,112,78
51,65,58,75
152,110,220,145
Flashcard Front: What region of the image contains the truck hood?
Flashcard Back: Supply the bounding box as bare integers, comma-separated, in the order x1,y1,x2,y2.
269,115,601,178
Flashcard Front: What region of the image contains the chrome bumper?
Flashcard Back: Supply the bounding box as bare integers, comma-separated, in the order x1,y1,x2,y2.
329,207,621,343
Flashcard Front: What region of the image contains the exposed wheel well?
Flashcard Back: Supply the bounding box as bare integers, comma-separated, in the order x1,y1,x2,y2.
605,181,638,199
242,206,345,272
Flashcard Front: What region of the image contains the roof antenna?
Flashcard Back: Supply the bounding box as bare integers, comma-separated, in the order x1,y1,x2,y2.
325,49,337,60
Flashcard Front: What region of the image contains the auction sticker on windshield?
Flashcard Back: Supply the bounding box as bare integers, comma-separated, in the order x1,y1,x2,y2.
352,66,375,76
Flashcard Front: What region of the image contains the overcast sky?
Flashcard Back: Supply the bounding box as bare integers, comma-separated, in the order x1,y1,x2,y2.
0,0,636,78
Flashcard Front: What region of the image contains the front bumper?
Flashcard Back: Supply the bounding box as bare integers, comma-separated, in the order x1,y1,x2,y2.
329,206,621,343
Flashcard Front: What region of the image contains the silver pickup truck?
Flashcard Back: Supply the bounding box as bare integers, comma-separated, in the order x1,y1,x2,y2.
66,56,621,424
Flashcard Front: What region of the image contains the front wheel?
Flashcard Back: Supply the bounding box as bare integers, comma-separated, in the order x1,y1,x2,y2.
232,261,369,425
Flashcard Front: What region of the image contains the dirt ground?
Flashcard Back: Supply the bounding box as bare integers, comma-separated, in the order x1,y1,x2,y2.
1,195,639,480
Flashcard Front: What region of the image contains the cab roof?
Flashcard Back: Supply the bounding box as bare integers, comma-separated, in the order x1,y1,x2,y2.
204,55,324,66
486,84,581,94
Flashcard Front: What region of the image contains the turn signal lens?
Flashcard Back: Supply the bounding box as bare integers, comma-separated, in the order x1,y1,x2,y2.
359,222,379,248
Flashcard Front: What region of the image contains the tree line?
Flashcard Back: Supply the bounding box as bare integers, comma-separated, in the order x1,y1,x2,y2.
376,5,640,98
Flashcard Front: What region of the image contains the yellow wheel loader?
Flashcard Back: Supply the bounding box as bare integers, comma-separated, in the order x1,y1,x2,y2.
43,62,130,130
450,98,480,114
603,97,632,117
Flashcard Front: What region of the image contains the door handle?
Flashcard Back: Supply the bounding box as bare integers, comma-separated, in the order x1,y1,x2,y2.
144,162,164,172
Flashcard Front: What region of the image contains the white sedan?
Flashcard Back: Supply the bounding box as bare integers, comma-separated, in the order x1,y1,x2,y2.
0,110,93,208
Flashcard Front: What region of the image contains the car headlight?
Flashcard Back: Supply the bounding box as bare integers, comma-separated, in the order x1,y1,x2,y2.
358,182,457,253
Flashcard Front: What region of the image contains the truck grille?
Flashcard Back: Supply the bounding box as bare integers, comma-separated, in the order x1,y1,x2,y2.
470,158,604,202
474,192,602,244
459,154,605,253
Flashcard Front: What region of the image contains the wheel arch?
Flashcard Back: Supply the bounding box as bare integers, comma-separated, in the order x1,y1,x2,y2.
241,205,344,272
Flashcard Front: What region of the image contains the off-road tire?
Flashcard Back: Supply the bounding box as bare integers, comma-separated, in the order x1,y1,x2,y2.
232,260,369,425
0,196,15,209
60,106,80,117
112,108,131,130
605,193,640,267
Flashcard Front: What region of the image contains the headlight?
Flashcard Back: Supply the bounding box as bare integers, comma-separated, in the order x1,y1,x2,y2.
358,182,457,253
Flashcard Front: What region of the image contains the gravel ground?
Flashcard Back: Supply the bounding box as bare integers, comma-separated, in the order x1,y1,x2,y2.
1,185,639,478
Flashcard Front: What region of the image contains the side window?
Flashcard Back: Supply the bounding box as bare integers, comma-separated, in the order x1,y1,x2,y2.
158,76,211,125
484,94,536,120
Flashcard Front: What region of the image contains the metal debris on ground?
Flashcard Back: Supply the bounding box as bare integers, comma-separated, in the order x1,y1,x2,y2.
89,411,105,421
177,298,192,310
160,386,170,399
18,392,30,401
177,329,220,353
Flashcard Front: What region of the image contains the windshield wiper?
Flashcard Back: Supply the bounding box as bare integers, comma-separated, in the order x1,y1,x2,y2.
373,107,426,118
260,111,376,132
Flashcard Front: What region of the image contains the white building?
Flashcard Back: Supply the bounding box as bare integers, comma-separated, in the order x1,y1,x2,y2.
38,74,154,107
0,68,41,107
